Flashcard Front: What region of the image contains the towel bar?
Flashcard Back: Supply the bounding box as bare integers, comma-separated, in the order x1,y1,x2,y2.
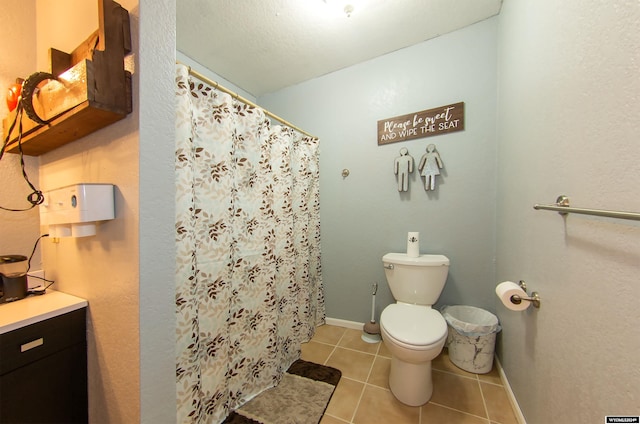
533,195,640,221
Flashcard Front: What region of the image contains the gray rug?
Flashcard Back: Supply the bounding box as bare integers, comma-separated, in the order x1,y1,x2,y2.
223,359,341,424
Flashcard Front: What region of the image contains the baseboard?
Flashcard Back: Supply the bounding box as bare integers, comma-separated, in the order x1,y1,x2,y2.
494,355,527,424
324,317,364,330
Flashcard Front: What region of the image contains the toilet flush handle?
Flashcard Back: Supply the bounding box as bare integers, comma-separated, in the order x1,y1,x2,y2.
383,263,394,270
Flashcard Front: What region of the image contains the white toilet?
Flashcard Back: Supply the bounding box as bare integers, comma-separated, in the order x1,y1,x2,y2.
379,252,450,406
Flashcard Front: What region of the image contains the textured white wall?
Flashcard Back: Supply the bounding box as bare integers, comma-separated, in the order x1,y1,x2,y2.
27,1,176,421
36,0,141,422
0,1,40,265
139,0,177,422
495,1,640,422
35,0,97,71
260,19,499,323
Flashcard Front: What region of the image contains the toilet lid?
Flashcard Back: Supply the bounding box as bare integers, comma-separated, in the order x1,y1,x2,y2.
381,304,447,346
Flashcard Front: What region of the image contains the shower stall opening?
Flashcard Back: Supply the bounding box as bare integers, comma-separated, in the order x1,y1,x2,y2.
174,64,325,423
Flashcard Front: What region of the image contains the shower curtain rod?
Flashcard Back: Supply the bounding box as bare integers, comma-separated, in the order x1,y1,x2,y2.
178,62,316,139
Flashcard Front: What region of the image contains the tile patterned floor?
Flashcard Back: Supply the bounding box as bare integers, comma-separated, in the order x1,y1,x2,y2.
301,324,520,424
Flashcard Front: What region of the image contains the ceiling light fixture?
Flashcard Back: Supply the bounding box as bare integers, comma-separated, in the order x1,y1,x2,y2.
343,4,354,17
324,0,357,17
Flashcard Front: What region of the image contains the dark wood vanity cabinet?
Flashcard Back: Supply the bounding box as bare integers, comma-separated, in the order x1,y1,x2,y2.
0,308,87,423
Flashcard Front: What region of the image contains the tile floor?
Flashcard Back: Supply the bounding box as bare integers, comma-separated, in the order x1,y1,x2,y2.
301,324,520,424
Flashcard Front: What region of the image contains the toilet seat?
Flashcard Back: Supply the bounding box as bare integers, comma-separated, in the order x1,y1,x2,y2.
381,304,447,347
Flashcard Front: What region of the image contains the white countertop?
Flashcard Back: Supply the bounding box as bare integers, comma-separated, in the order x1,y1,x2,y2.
0,290,88,334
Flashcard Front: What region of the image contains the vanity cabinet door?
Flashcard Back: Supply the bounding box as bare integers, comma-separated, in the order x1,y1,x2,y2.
0,308,87,423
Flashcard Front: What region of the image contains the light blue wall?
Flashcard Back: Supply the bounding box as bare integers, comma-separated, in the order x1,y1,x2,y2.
260,18,498,323
495,1,640,422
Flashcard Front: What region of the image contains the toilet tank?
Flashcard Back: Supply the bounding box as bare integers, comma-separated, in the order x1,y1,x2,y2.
382,253,450,305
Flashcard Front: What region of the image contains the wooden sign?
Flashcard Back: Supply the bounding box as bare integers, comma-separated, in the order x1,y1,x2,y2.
377,102,464,145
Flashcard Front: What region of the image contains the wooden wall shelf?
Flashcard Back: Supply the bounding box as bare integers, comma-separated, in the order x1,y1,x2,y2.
2,0,132,156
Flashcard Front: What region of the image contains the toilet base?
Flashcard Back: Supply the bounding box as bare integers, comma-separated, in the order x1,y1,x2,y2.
388,356,434,406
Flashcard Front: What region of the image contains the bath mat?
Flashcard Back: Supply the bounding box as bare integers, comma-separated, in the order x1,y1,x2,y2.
223,359,342,424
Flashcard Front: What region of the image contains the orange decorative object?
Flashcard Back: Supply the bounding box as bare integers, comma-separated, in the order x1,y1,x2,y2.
5,81,22,112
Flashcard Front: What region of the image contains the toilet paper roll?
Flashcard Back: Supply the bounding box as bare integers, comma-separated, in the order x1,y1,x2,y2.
495,281,530,311
407,232,420,258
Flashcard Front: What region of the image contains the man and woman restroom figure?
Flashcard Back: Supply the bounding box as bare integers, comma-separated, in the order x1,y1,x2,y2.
394,144,443,192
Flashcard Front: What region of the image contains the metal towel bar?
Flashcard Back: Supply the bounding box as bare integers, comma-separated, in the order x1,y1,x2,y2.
533,195,640,221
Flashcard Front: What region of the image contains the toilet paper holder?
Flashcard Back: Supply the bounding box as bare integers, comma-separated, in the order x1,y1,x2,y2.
510,280,541,308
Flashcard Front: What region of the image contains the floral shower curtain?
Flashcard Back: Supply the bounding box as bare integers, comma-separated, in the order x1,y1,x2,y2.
174,65,325,423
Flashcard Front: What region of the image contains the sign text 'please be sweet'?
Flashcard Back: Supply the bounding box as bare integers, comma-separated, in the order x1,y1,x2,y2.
377,102,464,145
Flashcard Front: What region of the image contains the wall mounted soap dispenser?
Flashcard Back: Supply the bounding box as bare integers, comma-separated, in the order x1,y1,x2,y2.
40,184,115,237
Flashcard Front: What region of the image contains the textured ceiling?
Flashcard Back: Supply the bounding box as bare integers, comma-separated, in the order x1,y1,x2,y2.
177,0,502,97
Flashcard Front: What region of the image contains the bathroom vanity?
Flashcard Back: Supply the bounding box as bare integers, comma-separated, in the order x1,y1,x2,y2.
0,291,88,423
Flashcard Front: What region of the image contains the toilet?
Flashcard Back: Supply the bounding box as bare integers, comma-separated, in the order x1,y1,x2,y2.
379,252,450,406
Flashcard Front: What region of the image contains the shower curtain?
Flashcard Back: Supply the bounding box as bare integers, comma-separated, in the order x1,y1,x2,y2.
174,65,325,423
